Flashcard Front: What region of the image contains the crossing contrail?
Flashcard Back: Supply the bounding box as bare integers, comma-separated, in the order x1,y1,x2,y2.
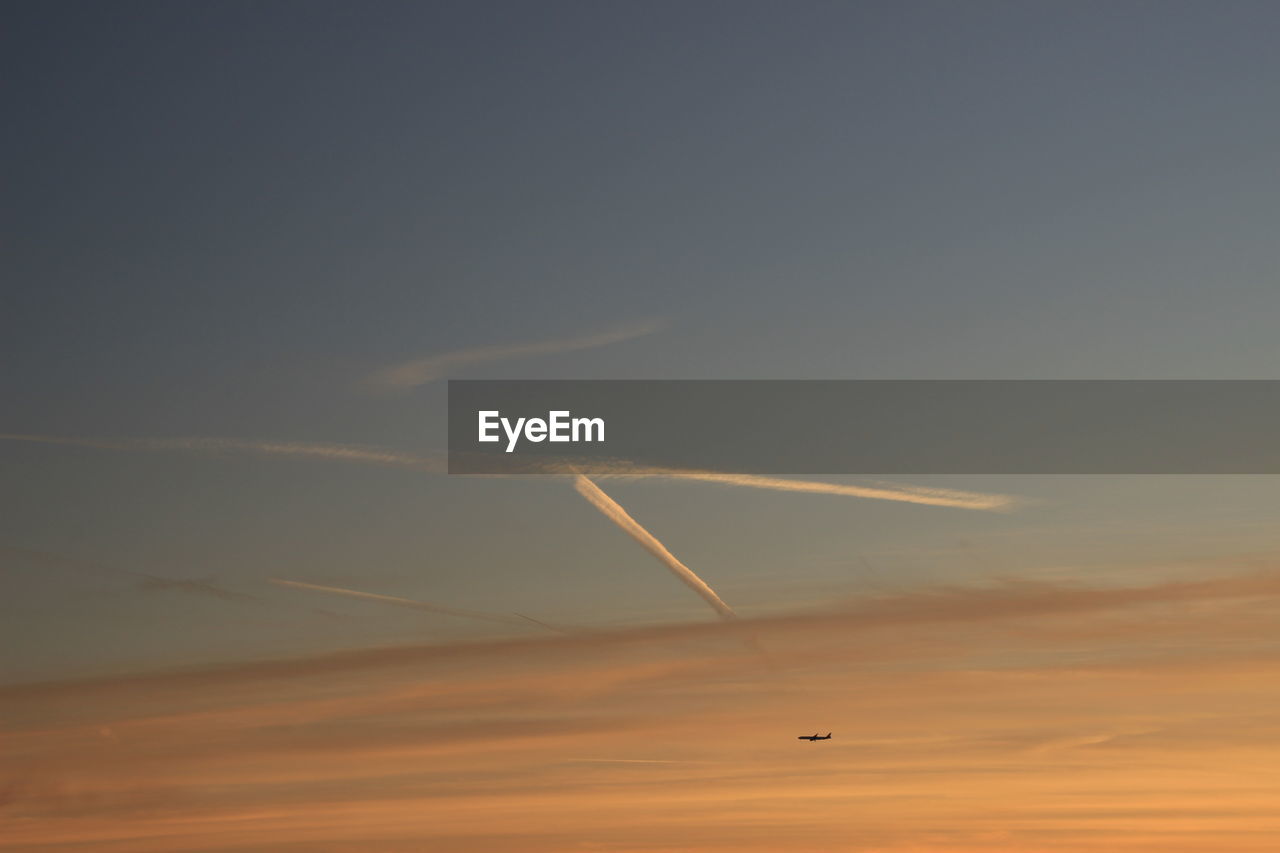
0,434,1016,510
573,475,736,620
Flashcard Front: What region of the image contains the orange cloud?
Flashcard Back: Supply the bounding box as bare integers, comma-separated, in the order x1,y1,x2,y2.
6,569,1280,851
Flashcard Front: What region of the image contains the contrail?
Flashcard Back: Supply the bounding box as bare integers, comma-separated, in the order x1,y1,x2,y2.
541,458,1015,511
649,470,1013,511
573,475,736,620
513,612,579,634
0,434,1017,510
364,319,665,390
269,579,564,632
0,434,444,473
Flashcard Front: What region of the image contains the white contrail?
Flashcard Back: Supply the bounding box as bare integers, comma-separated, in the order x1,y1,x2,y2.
365,319,665,390
573,474,736,620
628,469,1015,511
524,457,1016,511
0,434,444,473
0,434,1018,510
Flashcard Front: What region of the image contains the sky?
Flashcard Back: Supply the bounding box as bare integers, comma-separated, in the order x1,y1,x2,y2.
4,2,1280,850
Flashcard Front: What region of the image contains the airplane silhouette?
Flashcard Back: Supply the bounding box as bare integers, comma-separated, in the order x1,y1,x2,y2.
797,732,832,741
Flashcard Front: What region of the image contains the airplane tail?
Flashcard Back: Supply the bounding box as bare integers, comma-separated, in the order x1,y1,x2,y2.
826,733,832,738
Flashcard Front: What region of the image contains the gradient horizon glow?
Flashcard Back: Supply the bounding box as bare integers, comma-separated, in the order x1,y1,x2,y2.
5,2,1280,850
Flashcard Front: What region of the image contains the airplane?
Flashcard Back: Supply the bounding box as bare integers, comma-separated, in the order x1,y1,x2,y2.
797,732,832,741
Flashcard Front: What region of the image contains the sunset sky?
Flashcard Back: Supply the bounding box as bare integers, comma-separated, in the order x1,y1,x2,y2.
5,2,1280,851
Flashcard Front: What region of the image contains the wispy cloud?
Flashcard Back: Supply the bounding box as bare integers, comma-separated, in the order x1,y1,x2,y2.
6,567,1280,851
9,568,1280,703
1,544,254,603
573,475,737,620
0,434,444,473
364,319,665,391
269,578,563,632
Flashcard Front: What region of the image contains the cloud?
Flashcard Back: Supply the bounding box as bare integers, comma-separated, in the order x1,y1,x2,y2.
269,579,564,632
11,561,1280,707
0,544,255,603
562,758,721,765
573,475,737,620
6,567,1280,851
132,576,255,602
364,320,665,391
0,433,445,472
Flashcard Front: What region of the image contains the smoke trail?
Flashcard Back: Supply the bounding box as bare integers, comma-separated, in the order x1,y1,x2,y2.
365,319,665,390
573,475,736,620
270,579,563,632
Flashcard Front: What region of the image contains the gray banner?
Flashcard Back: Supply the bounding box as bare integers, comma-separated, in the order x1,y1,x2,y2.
448,380,1280,474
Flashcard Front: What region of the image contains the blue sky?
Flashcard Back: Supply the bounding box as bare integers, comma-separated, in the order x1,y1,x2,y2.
5,1,1280,681
10,6,1280,850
